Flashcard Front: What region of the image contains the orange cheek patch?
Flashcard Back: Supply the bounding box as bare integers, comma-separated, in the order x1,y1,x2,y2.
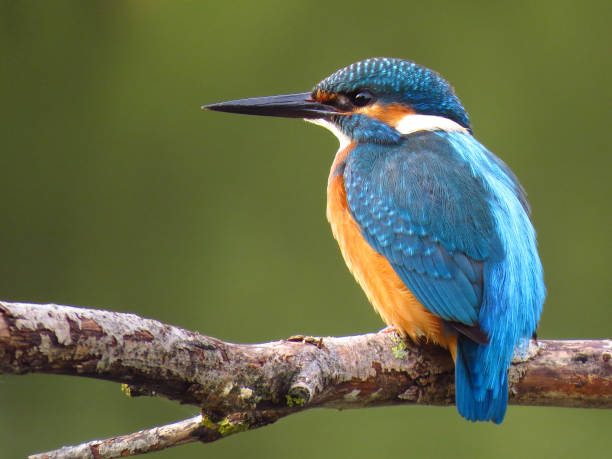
356,103,414,127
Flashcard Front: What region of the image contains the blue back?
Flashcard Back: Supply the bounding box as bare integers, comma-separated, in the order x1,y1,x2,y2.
342,130,545,422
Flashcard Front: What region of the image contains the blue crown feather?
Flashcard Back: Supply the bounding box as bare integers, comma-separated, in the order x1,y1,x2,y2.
314,57,471,131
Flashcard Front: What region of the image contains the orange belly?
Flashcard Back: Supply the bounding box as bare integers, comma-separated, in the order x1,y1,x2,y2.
327,151,456,357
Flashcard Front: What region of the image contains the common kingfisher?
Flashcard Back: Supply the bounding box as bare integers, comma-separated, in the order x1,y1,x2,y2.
203,57,545,423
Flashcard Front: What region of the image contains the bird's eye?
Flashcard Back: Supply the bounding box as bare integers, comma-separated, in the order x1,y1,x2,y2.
352,91,375,107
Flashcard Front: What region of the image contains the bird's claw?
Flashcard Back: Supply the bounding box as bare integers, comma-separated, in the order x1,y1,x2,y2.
287,334,325,349
378,325,399,334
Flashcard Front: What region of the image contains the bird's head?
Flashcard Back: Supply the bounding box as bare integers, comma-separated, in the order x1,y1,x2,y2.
203,57,471,145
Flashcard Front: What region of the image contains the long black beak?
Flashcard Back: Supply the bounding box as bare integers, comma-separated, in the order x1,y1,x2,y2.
201,92,339,119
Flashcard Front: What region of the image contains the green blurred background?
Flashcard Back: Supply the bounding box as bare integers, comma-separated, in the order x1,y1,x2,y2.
1,1,610,458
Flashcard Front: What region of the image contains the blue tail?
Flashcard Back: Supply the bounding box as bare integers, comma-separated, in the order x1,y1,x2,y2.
455,336,508,424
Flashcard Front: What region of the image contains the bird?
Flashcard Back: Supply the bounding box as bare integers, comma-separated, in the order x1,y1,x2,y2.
202,57,546,423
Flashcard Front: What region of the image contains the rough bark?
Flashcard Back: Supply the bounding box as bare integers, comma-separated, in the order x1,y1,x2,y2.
1,301,610,458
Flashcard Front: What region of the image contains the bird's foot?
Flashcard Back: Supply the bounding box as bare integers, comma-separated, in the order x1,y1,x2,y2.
378,325,400,334
287,334,325,349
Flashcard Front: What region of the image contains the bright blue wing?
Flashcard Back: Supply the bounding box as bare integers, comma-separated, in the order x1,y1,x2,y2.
343,131,506,326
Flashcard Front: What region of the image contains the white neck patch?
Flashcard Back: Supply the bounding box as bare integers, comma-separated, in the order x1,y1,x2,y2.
306,114,468,147
305,118,351,152
395,114,469,135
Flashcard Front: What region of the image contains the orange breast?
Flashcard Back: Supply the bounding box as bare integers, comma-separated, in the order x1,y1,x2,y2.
327,147,457,356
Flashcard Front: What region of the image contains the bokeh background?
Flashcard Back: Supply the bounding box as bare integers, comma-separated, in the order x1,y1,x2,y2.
1,1,610,458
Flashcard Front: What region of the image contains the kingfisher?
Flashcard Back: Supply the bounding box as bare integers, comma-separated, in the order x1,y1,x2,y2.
202,57,545,423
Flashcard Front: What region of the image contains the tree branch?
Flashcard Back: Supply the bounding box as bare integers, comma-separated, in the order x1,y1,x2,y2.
28,415,205,459
1,301,610,458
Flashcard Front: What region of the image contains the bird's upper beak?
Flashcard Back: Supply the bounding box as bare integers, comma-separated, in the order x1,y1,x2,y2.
201,92,339,119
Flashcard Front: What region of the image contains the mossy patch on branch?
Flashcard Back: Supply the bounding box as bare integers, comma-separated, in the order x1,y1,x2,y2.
200,414,217,430
285,394,306,407
120,383,131,397
201,414,250,436
391,334,408,359
218,417,250,436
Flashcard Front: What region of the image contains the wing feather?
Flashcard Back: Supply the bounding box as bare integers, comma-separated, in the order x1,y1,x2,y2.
344,132,502,330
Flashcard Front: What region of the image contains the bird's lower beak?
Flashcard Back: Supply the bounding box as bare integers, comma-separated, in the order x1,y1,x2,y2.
201,92,339,119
